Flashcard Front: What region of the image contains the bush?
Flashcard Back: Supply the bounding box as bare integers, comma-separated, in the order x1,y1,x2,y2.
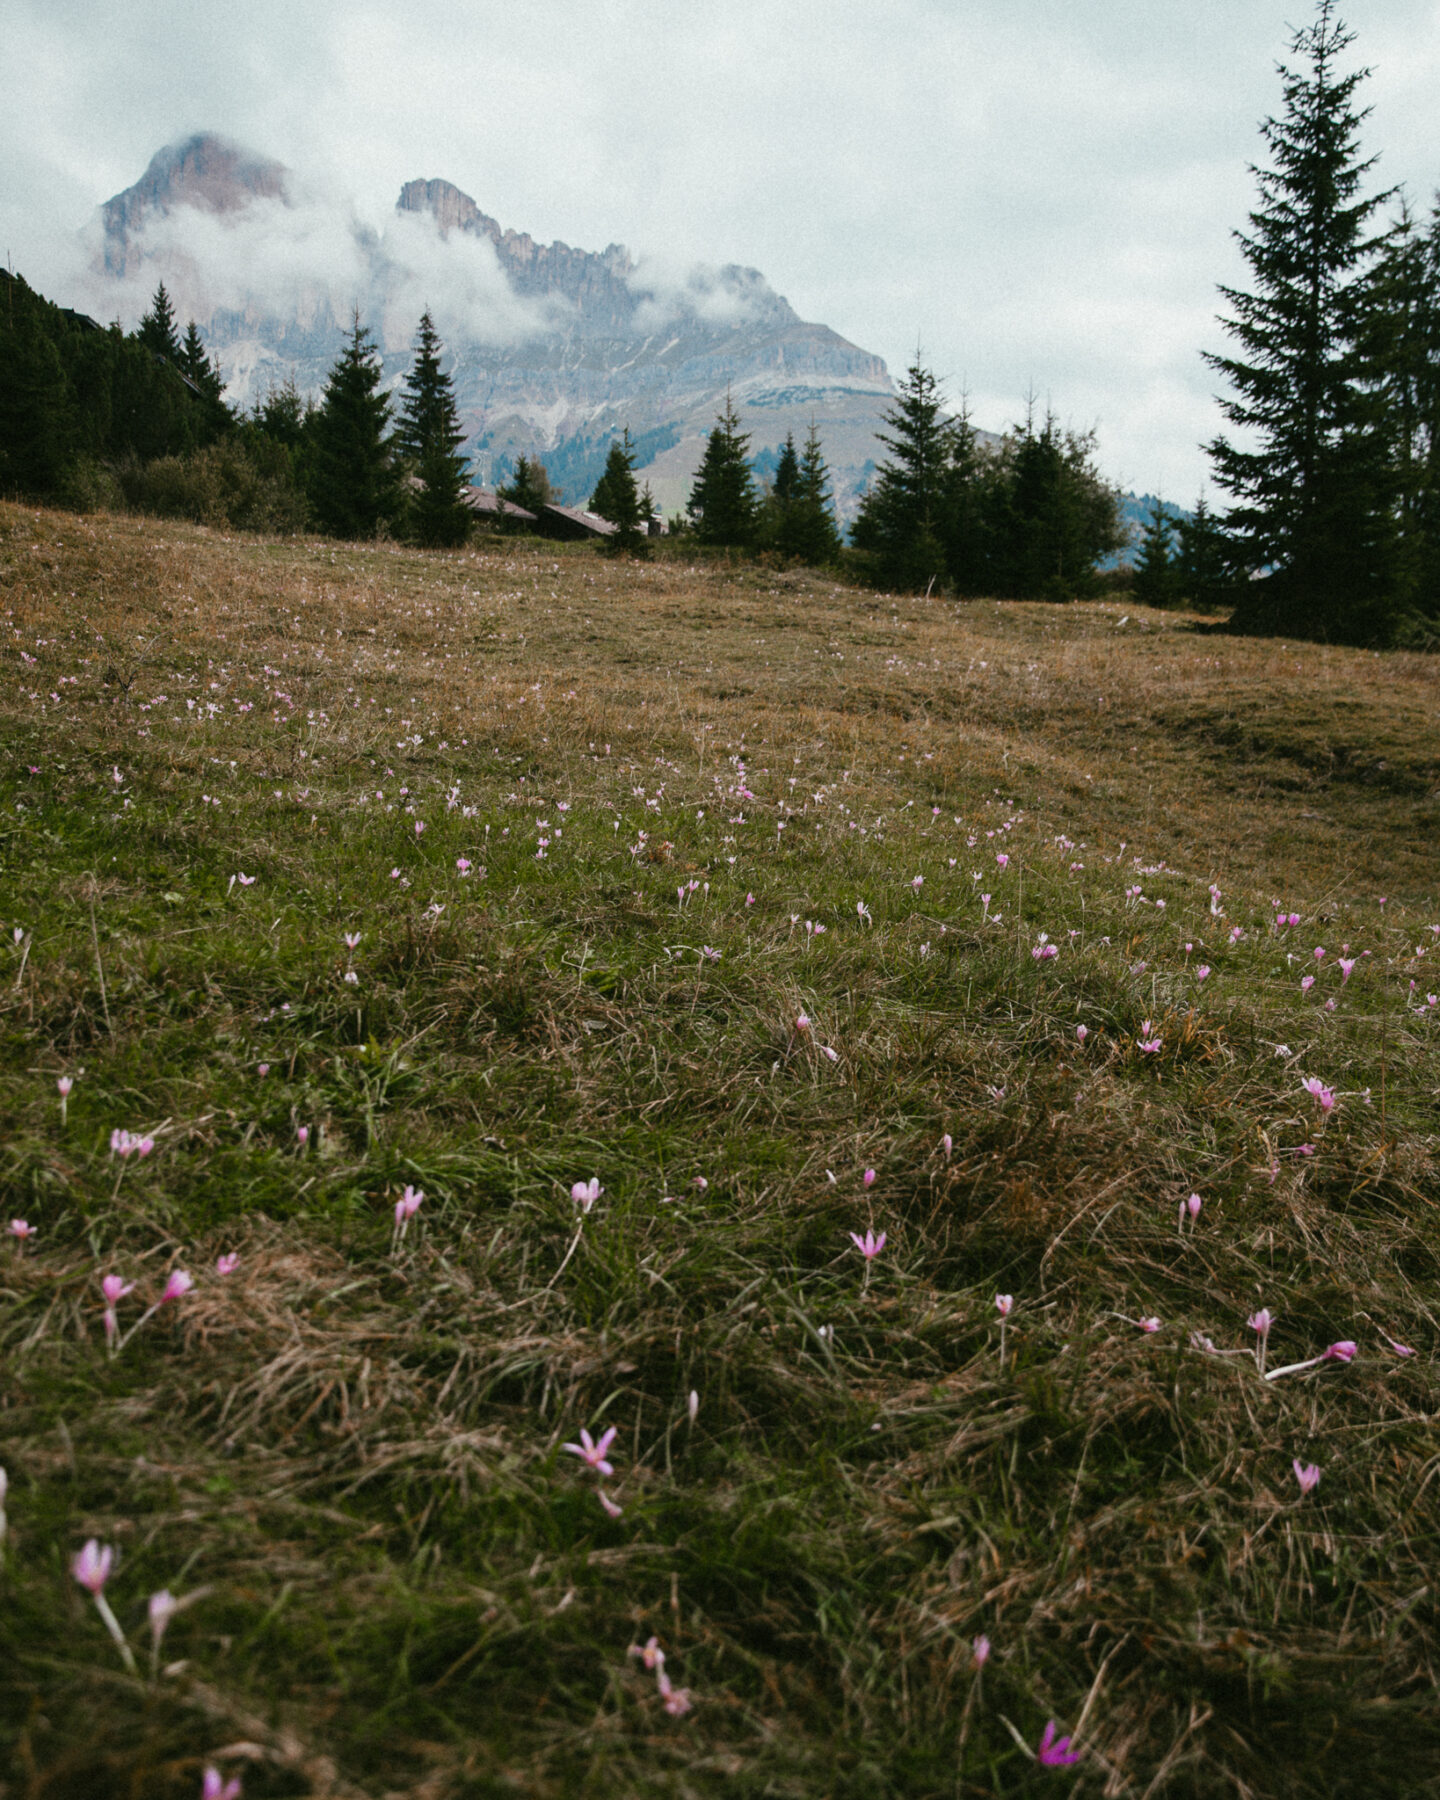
118,440,308,534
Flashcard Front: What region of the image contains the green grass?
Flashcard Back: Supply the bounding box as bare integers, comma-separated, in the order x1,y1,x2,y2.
2,501,1439,1796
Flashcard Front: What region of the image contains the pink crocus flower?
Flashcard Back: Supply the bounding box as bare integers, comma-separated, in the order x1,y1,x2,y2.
9,1219,36,1242
1186,1193,1203,1221
1137,1022,1162,1053
202,1771,243,1800
862,1168,876,1188
149,1587,179,1659
1301,1076,1336,1113
73,1535,138,1674
996,852,1010,869
102,1273,135,1306
1196,964,1210,981
795,1013,811,1032
1339,957,1355,984
1314,946,1326,963
571,1177,603,1211
1266,1339,1358,1381
58,1075,74,1097
1136,1316,1162,1334
941,1133,953,1160
1248,1308,1274,1375
1076,1024,1088,1044
394,1185,424,1229
972,1634,991,1669
995,1293,1014,1317
72,1538,113,1595
1300,974,1315,993
256,1063,270,1078
598,1490,624,1519
630,1636,665,1671
657,1669,693,1716
215,1253,239,1276
1380,1330,1414,1356
1293,1460,1321,1496
161,1270,193,1303
849,1229,886,1260
1037,1720,1080,1766
296,1125,309,1146
562,1426,618,1476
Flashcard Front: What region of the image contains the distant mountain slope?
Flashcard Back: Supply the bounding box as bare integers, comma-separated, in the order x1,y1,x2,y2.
90,134,900,520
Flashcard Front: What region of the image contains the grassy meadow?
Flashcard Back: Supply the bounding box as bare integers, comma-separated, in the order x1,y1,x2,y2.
2,500,1440,1798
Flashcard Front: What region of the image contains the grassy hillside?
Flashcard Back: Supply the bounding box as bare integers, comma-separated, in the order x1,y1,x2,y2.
2,502,1438,1798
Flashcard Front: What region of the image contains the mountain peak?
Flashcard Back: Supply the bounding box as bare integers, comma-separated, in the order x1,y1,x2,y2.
102,134,289,275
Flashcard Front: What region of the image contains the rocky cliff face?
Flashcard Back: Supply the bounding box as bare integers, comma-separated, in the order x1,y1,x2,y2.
100,135,290,277
92,136,898,517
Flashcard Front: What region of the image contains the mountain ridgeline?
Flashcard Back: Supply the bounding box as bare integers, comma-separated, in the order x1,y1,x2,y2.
91,134,896,522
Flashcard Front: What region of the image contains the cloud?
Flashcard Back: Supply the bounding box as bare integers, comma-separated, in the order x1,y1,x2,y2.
626,253,788,333
373,208,570,352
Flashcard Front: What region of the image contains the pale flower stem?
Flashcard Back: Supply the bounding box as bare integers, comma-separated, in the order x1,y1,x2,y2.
999,1321,1007,1368
92,1592,138,1675
1265,1355,1325,1382
546,1222,585,1291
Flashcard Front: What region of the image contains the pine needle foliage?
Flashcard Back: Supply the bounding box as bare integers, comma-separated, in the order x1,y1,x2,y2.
1206,0,1395,641
309,312,401,540
590,428,649,554
394,311,471,549
688,393,757,547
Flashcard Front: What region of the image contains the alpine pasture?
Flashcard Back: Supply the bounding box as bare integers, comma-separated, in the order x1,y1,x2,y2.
2,501,1439,1797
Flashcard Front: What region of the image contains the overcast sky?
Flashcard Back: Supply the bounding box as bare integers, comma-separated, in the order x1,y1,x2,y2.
4,0,1440,499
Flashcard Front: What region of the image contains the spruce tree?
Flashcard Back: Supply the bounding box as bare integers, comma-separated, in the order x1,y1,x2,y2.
983,413,1112,599
590,429,647,554
850,358,951,591
1361,198,1440,615
498,453,555,515
1177,497,1234,610
772,434,801,505
1132,500,1181,607
1205,0,1395,641
394,311,471,547
179,321,224,402
758,433,799,553
309,313,400,540
137,283,183,362
788,424,842,564
942,402,991,594
688,393,757,547
0,278,77,499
